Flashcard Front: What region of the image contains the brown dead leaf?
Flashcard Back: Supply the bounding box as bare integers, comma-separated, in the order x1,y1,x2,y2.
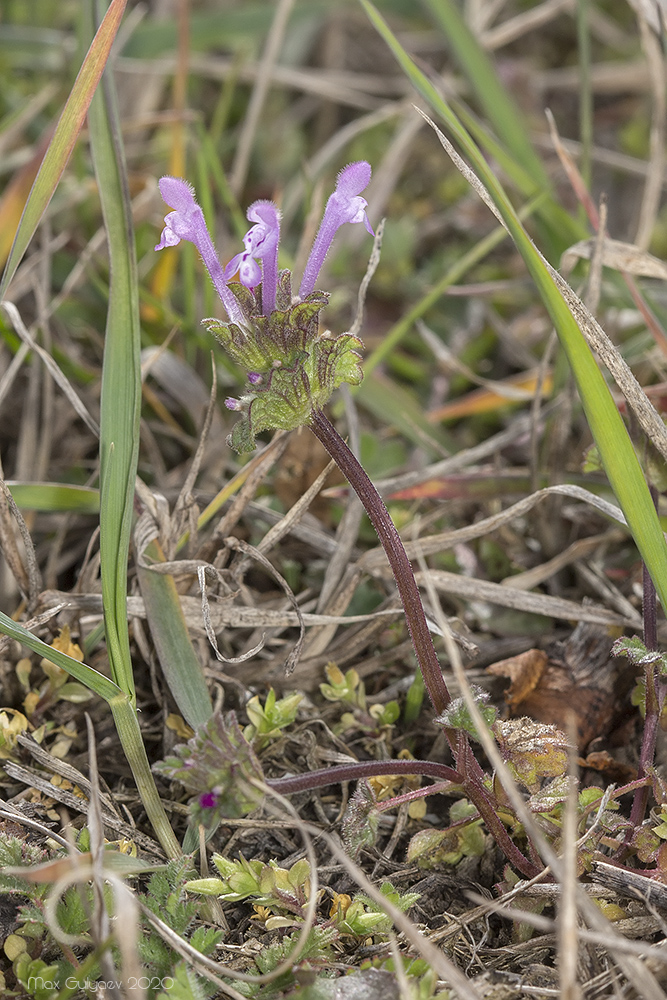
487,623,627,751
486,648,548,708
579,750,636,783
493,717,571,793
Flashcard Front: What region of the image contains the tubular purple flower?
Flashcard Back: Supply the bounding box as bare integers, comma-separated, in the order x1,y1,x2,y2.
224,200,281,314
155,176,245,326
299,161,374,298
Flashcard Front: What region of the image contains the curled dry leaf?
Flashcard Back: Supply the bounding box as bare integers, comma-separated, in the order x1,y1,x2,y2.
487,623,630,752
486,648,548,709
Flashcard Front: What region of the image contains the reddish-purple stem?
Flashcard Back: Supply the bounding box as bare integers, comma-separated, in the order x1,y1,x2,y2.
305,409,540,878
268,757,539,877
309,408,451,715
266,758,462,794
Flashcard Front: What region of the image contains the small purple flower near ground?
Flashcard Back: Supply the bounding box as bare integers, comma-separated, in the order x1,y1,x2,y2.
199,791,219,810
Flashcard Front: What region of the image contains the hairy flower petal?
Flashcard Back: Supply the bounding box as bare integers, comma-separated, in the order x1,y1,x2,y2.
155,176,244,325
236,200,281,312
299,161,373,297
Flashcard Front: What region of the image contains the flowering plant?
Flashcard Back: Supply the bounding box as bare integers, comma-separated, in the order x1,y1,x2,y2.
153,162,545,881
155,163,374,451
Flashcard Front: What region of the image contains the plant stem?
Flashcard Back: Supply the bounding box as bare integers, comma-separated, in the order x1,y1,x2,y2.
626,484,663,836
110,698,181,858
309,408,451,714
267,758,462,795
307,410,540,875
268,756,539,877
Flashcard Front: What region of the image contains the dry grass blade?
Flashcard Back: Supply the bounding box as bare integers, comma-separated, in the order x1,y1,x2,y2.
196,431,289,561
16,731,122,820
634,10,665,250
171,356,220,550
0,801,72,850
0,602,67,656
500,529,634,599
480,0,574,51
39,587,402,630
0,476,39,603
254,457,335,559
562,235,667,281
197,562,266,665
558,721,583,1000
230,0,296,195
371,414,535,495
413,568,636,627
361,483,627,571
225,536,306,674
3,759,162,853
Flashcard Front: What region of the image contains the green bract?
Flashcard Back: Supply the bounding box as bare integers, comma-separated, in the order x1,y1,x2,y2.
154,712,264,826
206,274,363,451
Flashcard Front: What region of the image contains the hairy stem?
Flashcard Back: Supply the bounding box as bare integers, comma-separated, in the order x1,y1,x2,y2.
267,758,462,795
306,410,540,875
453,730,540,878
309,408,451,714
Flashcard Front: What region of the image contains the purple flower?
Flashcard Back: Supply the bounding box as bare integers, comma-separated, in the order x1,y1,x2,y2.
154,164,373,446
155,176,244,325
299,161,374,298
199,791,219,810
225,201,281,313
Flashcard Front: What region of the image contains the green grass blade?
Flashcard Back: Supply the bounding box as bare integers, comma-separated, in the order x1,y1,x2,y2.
82,4,180,860
138,540,213,730
109,696,181,858
422,0,548,188
0,0,128,298
86,6,141,704
362,0,667,614
0,609,120,702
8,482,100,514
420,0,582,253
